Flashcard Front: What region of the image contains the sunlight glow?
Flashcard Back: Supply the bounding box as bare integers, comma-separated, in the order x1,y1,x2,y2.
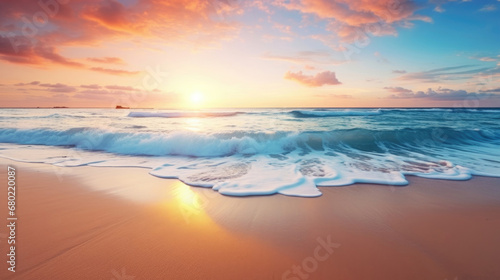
190,92,204,105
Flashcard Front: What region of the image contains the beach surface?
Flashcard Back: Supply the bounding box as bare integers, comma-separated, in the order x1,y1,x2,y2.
1,158,500,280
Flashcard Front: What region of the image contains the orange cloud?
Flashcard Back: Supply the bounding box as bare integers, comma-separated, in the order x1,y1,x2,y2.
278,0,431,44
0,0,241,70
86,57,125,64
285,70,341,87
90,67,140,76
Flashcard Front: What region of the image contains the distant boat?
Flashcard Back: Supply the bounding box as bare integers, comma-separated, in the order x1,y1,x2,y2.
116,105,130,109
53,106,68,108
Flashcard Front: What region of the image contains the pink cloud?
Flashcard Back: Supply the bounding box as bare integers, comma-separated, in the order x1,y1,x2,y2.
285,70,341,87
278,0,431,44
0,0,241,70
105,85,138,91
384,86,413,94
6,80,176,107
87,57,125,64
90,67,140,76
80,84,102,90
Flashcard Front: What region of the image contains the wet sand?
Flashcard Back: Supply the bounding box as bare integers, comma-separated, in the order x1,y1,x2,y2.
1,158,500,280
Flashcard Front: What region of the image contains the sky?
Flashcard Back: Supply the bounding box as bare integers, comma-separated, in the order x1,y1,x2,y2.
0,0,499,108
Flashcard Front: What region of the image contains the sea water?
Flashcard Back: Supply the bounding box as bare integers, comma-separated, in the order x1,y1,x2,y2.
0,108,499,197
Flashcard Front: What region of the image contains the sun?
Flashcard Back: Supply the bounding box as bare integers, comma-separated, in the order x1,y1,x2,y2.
190,91,204,105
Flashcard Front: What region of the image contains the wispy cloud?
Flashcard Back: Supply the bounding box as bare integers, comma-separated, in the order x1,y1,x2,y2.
39,83,77,93
0,0,242,70
0,37,84,67
285,70,341,87
277,0,432,46
90,67,140,76
479,4,497,12
434,6,445,13
392,69,407,74
386,87,499,100
396,65,493,82
479,87,500,93
105,85,138,91
8,80,174,106
87,57,125,65
470,54,500,66
14,81,40,86
384,86,412,94
80,84,102,90
262,50,344,65
430,0,469,13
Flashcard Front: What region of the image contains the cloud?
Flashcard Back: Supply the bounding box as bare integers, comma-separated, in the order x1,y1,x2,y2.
392,69,407,74
0,36,72,67
262,50,344,65
90,67,140,76
434,6,445,13
39,83,77,93
74,87,176,106
0,0,242,69
277,0,432,45
273,23,293,35
479,87,500,93
105,85,138,91
87,57,125,64
384,86,413,94
470,55,500,66
0,35,86,67
36,46,85,68
429,0,471,14
479,4,496,12
397,65,493,82
14,81,40,86
387,87,499,100
6,79,175,107
331,94,353,99
80,84,102,89
475,67,500,78
78,89,123,96
374,51,389,63
284,70,341,87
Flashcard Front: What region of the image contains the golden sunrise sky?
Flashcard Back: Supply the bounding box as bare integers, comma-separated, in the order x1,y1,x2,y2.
0,0,499,108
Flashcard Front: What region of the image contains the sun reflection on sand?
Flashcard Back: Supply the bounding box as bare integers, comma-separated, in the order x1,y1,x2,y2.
174,182,203,207
162,182,216,227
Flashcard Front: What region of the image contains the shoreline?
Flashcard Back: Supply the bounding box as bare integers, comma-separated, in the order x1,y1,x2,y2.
1,159,500,279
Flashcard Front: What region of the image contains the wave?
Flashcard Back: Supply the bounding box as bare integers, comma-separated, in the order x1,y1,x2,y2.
381,108,453,113
127,111,240,118
464,109,500,114
382,108,500,114
0,127,498,157
291,109,382,118
0,128,296,157
1,126,499,197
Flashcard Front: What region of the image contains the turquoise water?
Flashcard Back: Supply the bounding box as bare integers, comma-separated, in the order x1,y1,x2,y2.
0,108,499,197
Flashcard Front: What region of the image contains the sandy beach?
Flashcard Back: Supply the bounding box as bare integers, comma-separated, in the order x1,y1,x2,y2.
1,158,500,280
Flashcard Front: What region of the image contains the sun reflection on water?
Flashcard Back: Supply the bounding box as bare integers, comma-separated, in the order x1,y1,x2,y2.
184,117,202,132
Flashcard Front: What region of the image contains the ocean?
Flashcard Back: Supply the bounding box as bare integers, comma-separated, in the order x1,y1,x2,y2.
0,108,499,197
